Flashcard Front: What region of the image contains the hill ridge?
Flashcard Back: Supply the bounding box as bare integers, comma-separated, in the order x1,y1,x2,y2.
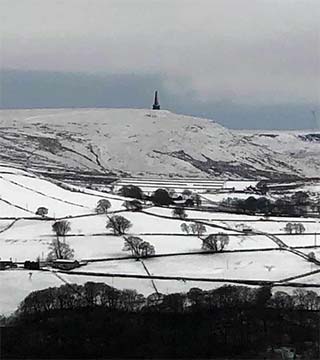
0,108,319,179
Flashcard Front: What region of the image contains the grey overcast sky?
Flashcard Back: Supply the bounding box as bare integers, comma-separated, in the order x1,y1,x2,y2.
1,0,320,129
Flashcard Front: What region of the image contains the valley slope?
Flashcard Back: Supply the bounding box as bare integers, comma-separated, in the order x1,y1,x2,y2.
0,108,319,179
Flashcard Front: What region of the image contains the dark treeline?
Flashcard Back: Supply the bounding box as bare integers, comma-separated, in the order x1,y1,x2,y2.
221,191,320,217
1,282,320,358
118,185,200,207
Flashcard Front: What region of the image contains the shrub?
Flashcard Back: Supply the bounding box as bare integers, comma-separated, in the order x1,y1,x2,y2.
307,252,316,261
36,207,48,217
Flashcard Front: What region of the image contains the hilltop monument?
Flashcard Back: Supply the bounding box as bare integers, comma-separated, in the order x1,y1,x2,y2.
152,90,160,110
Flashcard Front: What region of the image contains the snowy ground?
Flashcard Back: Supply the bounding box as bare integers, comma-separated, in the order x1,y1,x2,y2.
1,165,320,315
0,269,156,315
144,251,311,282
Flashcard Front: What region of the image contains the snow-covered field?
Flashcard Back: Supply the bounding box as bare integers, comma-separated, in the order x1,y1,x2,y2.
0,269,156,315
1,164,320,315
0,172,125,217
144,251,311,281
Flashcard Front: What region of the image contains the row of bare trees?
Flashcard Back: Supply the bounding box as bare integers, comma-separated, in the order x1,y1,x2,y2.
8,283,320,359
17,282,320,316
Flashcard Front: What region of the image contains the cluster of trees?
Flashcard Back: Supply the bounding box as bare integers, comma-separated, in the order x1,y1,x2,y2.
284,222,306,234
47,212,156,262
119,185,144,200
17,282,145,314
4,283,319,358
45,198,114,261
95,198,143,215
122,236,155,258
181,222,207,238
105,217,155,257
46,187,204,261
48,214,229,261
221,191,319,217
118,185,201,207
181,222,229,251
15,282,320,316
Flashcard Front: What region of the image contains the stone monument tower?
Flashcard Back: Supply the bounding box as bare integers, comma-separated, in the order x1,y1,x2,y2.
152,90,160,110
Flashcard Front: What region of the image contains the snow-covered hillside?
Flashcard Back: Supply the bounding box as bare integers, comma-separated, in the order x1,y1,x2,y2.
0,108,319,179
0,164,125,218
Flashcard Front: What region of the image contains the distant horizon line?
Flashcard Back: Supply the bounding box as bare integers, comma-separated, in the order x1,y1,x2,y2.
0,106,319,132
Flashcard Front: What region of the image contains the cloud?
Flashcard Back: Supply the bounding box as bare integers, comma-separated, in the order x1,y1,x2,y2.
2,69,319,130
1,0,320,105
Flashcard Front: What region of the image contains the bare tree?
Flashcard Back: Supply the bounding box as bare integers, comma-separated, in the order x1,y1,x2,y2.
106,215,132,235
139,241,155,257
172,207,187,219
202,233,229,252
194,194,202,208
122,236,155,258
284,222,294,234
122,236,143,256
52,220,71,238
270,291,294,309
190,223,207,239
181,222,207,238
294,223,305,234
181,223,190,234
95,199,111,214
48,220,73,260
47,239,74,260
